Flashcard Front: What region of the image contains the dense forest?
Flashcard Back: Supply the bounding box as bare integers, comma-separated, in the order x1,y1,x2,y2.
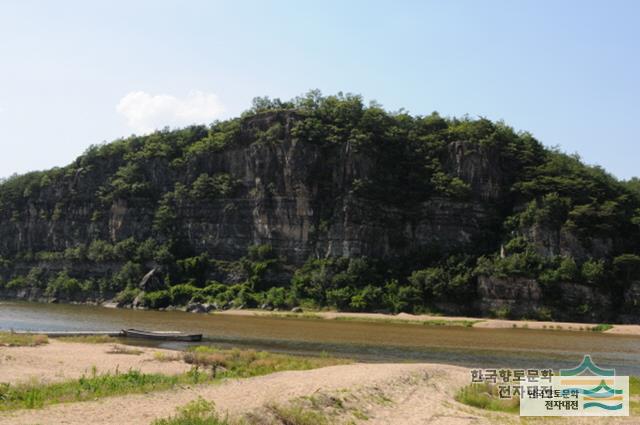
1,91,639,322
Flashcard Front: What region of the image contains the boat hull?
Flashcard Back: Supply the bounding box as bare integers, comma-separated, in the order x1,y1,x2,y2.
122,329,202,342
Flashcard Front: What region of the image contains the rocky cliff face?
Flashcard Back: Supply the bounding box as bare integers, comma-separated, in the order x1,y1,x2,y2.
1,103,638,323
0,112,501,266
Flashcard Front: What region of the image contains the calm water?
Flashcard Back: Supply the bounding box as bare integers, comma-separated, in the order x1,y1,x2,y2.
1,301,639,375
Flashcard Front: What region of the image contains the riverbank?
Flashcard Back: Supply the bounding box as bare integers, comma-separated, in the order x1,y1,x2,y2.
215,309,640,335
0,340,637,424
0,339,192,384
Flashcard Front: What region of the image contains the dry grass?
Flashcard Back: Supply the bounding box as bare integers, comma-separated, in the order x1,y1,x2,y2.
57,335,116,344
153,351,184,362
455,382,519,414
0,332,48,347
106,344,143,355
182,347,349,380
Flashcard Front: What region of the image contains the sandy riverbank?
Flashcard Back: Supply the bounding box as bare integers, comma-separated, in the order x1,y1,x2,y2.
216,309,640,335
0,340,190,385
0,341,637,424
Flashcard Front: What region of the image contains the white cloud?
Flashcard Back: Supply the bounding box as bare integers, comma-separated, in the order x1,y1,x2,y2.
116,90,225,133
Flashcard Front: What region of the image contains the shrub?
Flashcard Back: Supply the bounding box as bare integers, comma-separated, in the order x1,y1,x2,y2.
581,259,606,285
87,240,117,262
115,287,140,305
5,276,28,290
258,286,290,309
142,290,172,309
170,284,200,305
113,261,144,292
455,383,519,413
247,244,276,261
45,271,84,299
153,398,231,425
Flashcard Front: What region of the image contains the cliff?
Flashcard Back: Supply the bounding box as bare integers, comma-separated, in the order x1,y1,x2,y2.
1,93,639,322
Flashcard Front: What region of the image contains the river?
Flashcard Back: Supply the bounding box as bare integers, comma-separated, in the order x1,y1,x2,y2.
1,301,639,375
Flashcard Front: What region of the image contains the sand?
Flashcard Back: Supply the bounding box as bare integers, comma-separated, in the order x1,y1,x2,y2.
0,341,637,424
217,309,640,335
0,360,483,425
0,340,190,385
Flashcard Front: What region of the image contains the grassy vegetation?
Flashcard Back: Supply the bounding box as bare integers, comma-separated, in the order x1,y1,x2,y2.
264,312,323,320
631,376,640,394
153,399,233,425
591,323,614,332
183,346,349,379
56,335,117,343
152,398,329,425
153,351,183,362
455,383,520,414
106,344,143,355
259,310,481,327
0,368,212,411
264,403,328,425
332,316,479,327
0,332,48,347
0,346,348,411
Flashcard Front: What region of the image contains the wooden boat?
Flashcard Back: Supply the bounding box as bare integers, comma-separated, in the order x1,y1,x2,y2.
121,328,202,342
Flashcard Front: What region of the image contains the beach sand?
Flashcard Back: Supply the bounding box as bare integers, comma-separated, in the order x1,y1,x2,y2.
216,309,640,335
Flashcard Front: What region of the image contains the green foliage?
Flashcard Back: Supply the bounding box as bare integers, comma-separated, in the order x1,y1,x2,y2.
476,250,545,279
0,332,48,347
257,286,291,309
44,271,85,299
25,267,46,289
142,290,173,309
112,261,144,292
291,257,382,309
115,287,140,305
247,244,276,261
455,383,519,414
0,369,213,412
190,173,237,200
153,398,231,425
613,254,640,283
591,324,613,332
170,284,200,305
5,276,28,290
87,240,117,262
581,259,606,285
176,254,211,287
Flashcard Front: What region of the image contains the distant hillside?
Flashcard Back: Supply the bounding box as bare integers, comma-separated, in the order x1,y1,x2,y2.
1,91,639,323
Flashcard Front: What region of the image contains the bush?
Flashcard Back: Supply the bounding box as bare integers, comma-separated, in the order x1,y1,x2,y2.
113,261,144,292
455,383,519,413
349,285,383,311
45,271,84,299
581,259,606,285
142,290,172,309
247,244,276,261
115,287,140,305
153,398,231,425
258,286,290,309
87,240,117,262
5,276,28,290
170,284,200,305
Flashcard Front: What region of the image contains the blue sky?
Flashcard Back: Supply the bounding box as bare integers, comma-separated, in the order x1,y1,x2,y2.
1,0,638,179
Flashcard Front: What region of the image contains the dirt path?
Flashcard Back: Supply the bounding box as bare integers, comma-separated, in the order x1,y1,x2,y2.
0,340,189,384
0,362,483,425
